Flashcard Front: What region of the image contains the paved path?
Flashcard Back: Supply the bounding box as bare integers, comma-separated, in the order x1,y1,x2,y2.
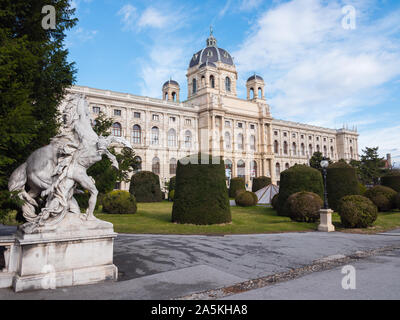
1,225,399,299
225,249,400,300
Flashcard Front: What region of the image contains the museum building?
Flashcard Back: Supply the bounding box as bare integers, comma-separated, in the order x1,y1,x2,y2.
68,32,359,191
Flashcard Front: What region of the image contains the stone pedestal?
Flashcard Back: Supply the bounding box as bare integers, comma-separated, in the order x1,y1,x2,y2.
318,209,335,232
8,213,118,292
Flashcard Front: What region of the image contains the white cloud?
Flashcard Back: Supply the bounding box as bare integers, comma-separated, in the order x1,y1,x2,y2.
233,0,400,157
137,7,170,29
118,4,138,31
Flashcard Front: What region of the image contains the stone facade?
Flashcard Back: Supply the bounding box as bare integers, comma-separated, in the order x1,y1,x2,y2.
67,33,359,190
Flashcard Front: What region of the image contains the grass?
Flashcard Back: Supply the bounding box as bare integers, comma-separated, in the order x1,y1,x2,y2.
95,201,400,235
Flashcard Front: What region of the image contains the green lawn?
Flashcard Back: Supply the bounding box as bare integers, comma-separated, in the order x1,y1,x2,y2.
95,201,400,235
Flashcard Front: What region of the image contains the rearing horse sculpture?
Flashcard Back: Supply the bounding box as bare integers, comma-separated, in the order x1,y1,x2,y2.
8,94,132,232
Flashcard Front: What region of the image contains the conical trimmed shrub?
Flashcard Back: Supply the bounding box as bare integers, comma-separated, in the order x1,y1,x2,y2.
277,165,323,216
172,154,231,225
129,171,162,202
327,162,360,211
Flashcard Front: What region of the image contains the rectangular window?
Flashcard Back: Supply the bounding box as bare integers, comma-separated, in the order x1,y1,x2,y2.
152,114,159,121
283,132,287,137
185,119,192,126
225,121,231,127
92,106,100,114
237,122,243,128
114,109,121,116
134,112,141,119
250,124,255,130
169,116,176,123
274,131,278,136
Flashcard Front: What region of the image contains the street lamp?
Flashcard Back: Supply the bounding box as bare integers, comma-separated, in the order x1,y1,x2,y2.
318,157,335,232
320,158,329,209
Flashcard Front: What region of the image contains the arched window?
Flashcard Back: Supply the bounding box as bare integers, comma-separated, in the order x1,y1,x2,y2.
237,160,245,179
316,145,320,153
250,161,257,178
225,77,231,92
283,141,288,155
285,163,290,170
225,132,231,149
323,146,327,157
274,140,279,154
167,129,176,147
112,122,122,137
301,143,305,156
237,133,244,150
292,142,297,156
250,135,256,151
331,146,334,158
210,75,215,88
151,126,159,145
192,78,197,94
172,92,176,102
201,75,205,87
250,88,254,99
152,157,160,175
133,156,142,173
185,130,192,149
258,87,262,98
275,163,281,178
164,92,168,100
132,125,141,144
309,144,313,156
350,146,354,159
169,158,177,175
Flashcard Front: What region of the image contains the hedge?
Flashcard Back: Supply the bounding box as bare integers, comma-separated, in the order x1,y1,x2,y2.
271,193,279,210
381,172,400,192
396,193,400,210
172,154,231,225
287,191,323,223
338,195,378,228
129,171,162,202
326,162,360,211
229,177,245,198
364,185,397,211
252,176,271,192
277,165,324,217
102,190,137,214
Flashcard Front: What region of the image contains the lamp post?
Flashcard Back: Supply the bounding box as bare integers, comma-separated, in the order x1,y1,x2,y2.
320,158,329,209
318,158,335,232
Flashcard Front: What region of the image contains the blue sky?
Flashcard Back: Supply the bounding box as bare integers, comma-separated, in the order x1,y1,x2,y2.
66,0,400,166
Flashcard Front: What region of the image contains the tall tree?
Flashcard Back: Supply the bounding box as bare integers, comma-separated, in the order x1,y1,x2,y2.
309,152,332,171
353,147,385,185
0,0,77,215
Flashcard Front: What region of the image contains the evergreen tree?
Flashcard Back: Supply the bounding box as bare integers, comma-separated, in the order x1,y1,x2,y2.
0,0,77,215
355,147,385,185
309,152,332,171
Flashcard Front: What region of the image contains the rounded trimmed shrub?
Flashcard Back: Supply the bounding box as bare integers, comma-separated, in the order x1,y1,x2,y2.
381,172,400,192
172,154,231,225
252,176,271,192
326,162,360,211
129,171,162,202
338,195,378,228
365,185,397,211
277,165,324,217
287,192,323,223
235,191,257,207
229,178,245,198
271,193,279,210
102,190,137,214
